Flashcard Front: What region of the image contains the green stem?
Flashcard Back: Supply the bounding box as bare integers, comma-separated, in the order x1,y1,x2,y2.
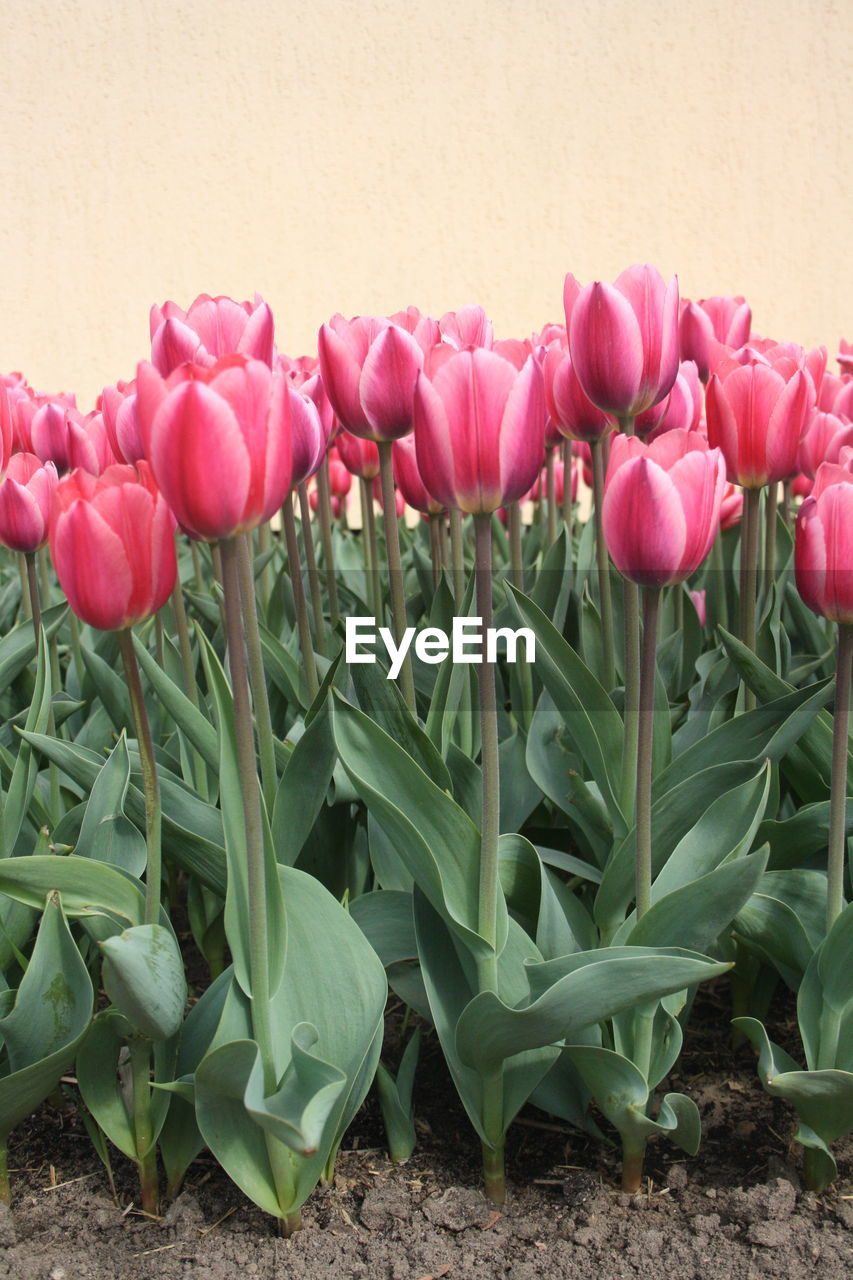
762,481,778,608
781,479,793,532
635,588,660,920
711,533,728,632
171,578,207,800
190,540,204,592
545,447,558,546
740,488,762,711
118,630,161,927
17,552,31,619
315,457,340,629
561,438,574,566
130,1037,159,1216
257,521,272,610
620,578,641,824
428,513,442,588
297,483,328,657
27,555,61,818
359,475,382,621
378,440,416,713
237,533,279,812
449,507,466,605
827,623,853,932
591,439,615,692
218,539,274,1075
621,1136,648,1193
25,553,41,643
0,1140,8,1204
282,500,320,704
507,501,523,591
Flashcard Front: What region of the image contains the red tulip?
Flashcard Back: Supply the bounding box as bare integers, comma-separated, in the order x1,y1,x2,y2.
413,348,545,514
150,294,275,375
0,453,58,552
678,296,751,381
566,265,680,419
371,475,405,517
136,355,295,541
602,430,725,587
50,462,176,631
318,315,424,441
327,450,353,498
706,353,811,488
393,435,444,514
795,458,853,623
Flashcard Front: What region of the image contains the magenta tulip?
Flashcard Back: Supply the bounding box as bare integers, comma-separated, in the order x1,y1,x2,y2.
602,430,725,587
136,355,295,541
795,459,853,623
542,341,615,443
336,430,380,480
31,403,114,476
318,315,425,441
150,293,275,376
566,265,680,419
413,348,545,514
706,353,811,488
679,296,751,381
50,462,176,631
0,453,58,552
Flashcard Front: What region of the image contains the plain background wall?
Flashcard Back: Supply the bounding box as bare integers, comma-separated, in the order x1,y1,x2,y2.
2,0,850,404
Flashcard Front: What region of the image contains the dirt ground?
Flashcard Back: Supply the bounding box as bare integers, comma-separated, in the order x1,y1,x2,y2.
2,985,851,1280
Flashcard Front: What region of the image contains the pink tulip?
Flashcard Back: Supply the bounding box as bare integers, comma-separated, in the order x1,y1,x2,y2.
719,482,744,530
150,293,275,375
100,380,144,464
795,460,853,623
50,462,176,631
837,339,853,376
31,403,114,476
678,296,752,381
0,384,12,475
689,589,708,627
136,355,295,541
529,455,578,506
438,305,493,350
635,360,703,439
393,435,444,514
286,389,325,488
327,449,353,498
566,265,680,419
706,353,811,488
318,315,425,441
798,410,853,480
336,430,380,480
602,430,725,587
389,306,441,352
0,454,58,552
542,340,615,443
413,347,545,514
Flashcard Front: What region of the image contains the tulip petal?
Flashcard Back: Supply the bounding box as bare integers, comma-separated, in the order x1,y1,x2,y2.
498,357,545,505
570,282,644,417
602,456,687,587
359,324,423,440
52,501,133,631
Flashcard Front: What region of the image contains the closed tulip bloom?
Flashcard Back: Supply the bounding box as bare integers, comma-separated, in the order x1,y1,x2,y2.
393,434,444,514
679,296,752,381
389,305,441,352
327,450,353,498
0,453,58,552
635,360,703,440
336,430,380,480
602,430,725,587
706,354,811,488
543,342,615,443
31,403,114,476
136,355,295,541
438,305,494,350
100,380,144,464
150,293,275,375
286,389,325,488
798,411,853,480
719,481,744,530
413,348,545,514
567,265,680,418
50,462,176,631
318,315,424,441
795,461,853,623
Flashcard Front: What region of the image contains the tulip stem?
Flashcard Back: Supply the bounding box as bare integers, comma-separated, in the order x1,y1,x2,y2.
591,439,616,692
507,502,524,591
561,439,574,568
739,488,762,711
282,501,319,705
315,457,341,629
118,629,161,928
24,552,41,644
190,540,205,592
428,513,442,588
297,483,327,657
378,441,416,714
636,588,661,919
218,538,274,1071
546,448,558,546
474,512,505,1204
17,552,31,620
170,579,208,800
359,476,383,621
827,624,853,932
257,521,272,611
763,482,778,601
449,508,466,605
237,533,279,812
130,1036,160,1217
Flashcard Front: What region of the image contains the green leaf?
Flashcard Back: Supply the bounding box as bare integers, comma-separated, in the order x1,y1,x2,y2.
75,733,147,876
375,1028,421,1164
504,585,626,834
0,855,146,929
0,892,93,1142
132,632,219,772
101,924,187,1040
271,698,336,867
80,645,133,732
331,693,506,958
2,628,52,856
0,603,66,694
349,890,417,967
818,903,853,1013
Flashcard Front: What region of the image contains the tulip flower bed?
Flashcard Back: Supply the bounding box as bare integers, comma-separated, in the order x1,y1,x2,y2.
0,278,852,1277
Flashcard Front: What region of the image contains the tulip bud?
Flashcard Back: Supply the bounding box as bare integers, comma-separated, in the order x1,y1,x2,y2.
150,293,275,375
0,454,58,552
795,459,853,623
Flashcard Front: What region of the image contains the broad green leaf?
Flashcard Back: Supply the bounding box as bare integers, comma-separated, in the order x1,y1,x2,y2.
332,693,506,957
375,1027,421,1163
101,924,187,1040
818,903,853,1013
2,628,52,856
132,633,219,771
349,890,417,966
80,645,133,731
0,892,93,1141
564,1045,701,1153
75,734,147,876
271,698,336,867
0,855,146,928
351,659,451,791
0,603,66,694
505,585,626,834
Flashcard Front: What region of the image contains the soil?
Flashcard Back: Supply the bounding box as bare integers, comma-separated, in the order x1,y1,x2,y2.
2,983,851,1280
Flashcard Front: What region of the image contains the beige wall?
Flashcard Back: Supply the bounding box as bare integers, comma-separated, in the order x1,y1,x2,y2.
2,0,850,404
